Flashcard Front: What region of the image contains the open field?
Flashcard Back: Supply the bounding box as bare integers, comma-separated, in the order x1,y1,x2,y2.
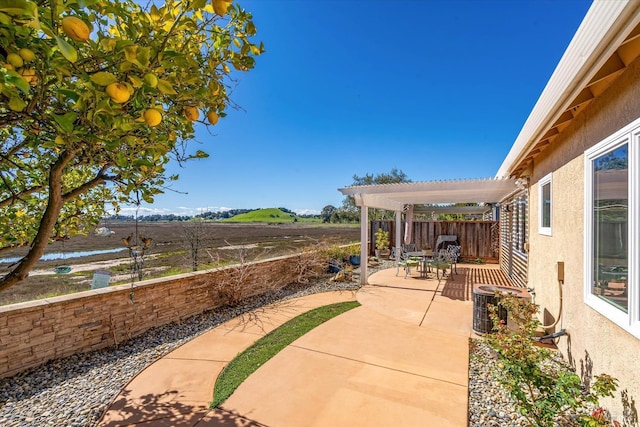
0,222,360,306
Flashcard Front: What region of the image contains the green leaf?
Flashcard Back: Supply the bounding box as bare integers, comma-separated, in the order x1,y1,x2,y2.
133,159,152,168
246,21,256,36
0,12,11,24
0,0,35,16
8,96,27,112
128,74,143,88
52,112,77,133
156,79,177,95
58,89,80,101
137,47,151,68
100,38,116,52
150,5,160,20
55,36,78,63
77,0,100,7
54,65,72,77
4,71,30,94
124,45,143,67
189,150,209,159
90,71,117,86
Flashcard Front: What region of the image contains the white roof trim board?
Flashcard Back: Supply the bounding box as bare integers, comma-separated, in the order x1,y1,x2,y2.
497,0,640,177
338,177,517,211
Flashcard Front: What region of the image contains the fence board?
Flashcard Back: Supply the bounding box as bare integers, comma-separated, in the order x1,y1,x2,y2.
370,220,499,261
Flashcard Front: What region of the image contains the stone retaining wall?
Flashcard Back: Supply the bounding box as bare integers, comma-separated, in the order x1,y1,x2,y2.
0,254,314,378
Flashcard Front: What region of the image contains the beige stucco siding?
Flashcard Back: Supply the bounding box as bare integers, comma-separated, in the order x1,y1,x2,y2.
526,56,640,421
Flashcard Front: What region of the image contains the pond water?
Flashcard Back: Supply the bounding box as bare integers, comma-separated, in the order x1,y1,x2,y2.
0,247,128,264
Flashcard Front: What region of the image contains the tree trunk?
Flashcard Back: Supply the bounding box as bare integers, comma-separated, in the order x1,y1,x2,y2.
0,153,71,292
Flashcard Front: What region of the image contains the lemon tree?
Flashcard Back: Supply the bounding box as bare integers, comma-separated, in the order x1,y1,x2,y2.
0,0,263,290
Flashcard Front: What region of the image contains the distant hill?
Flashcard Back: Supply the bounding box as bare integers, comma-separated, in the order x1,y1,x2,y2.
111,207,321,223
221,208,319,223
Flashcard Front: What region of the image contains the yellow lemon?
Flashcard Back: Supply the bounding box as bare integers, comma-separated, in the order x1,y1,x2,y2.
143,73,158,88
61,16,91,42
207,110,219,125
105,82,131,103
20,68,38,85
18,48,35,62
143,109,162,126
7,53,23,68
184,106,199,121
212,0,232,16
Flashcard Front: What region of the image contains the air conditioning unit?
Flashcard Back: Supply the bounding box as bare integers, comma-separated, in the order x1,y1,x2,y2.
472,284,531,334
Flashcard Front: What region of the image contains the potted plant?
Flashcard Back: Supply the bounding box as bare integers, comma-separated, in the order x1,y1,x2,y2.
374,228,390,258
348,244,361,267
323,244,349,273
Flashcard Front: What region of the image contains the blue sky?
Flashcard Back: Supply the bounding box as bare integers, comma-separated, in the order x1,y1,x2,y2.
135,0,592,217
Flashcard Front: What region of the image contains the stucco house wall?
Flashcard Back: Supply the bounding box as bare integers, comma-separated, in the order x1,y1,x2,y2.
526,55,640,420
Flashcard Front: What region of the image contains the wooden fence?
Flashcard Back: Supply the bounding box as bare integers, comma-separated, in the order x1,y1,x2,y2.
370,220,500,261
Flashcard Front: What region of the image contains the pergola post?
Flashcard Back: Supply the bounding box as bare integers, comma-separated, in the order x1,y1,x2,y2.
395,209,402,262
360,205,368,285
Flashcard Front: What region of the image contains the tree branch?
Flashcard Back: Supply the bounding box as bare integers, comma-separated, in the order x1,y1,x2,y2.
61,166,113,202
0,185,44,209
0,149,76,291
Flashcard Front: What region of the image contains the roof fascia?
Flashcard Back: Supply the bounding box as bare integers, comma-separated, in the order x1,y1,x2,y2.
497,0,640,177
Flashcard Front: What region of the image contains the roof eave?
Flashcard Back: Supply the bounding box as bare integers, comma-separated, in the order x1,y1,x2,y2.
497,0,640,178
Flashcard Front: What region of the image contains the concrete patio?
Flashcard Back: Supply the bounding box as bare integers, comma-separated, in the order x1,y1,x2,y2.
99,263,511,426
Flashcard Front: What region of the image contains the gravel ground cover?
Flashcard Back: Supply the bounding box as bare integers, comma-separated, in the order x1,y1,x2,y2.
0,262,375,427
468,339,537,426
1,259,579,427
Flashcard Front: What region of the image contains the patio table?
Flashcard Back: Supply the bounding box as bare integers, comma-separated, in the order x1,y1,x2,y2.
405,251,434,278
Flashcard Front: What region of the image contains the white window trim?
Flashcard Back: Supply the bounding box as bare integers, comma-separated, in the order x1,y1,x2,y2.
538,173,552,236
584,117,640,338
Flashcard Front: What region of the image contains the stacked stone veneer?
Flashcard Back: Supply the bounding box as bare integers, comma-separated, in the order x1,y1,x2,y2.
0,254,308,378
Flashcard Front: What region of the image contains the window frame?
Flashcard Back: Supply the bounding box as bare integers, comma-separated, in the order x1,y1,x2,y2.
584,118,640,338
538,173,552,236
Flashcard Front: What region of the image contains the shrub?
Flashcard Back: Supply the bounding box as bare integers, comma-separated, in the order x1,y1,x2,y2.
486,293,618,427
374,228,390,250
320,243,351,262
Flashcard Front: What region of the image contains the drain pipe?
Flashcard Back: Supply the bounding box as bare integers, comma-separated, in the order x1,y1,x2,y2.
534,329,567,342
540,278,563,329
541,262,565,329
528,262,565,332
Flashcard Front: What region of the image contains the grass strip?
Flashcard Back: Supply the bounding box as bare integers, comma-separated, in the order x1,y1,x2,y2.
211,300,361,408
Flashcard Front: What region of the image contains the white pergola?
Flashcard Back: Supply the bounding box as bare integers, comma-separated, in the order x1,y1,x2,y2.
338,177,519,284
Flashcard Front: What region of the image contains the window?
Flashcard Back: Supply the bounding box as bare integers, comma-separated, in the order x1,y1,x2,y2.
584,118,639,337
539,173,552,236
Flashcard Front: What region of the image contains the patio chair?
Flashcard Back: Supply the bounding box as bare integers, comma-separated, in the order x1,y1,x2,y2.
396,247,420,278
430,245,460,279
443,245,460,275
429,252,450,281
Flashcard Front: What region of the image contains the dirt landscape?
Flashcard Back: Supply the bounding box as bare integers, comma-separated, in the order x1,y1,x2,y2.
0,222,360,305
